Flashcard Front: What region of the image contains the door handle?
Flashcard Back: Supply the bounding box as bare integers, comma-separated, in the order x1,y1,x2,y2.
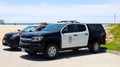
85,33,88,35
74,34,78,36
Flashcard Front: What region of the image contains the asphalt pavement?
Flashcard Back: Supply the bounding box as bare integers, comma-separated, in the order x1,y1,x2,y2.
0,42,120,67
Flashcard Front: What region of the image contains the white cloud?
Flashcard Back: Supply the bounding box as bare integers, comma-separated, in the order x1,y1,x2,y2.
0,4,120,23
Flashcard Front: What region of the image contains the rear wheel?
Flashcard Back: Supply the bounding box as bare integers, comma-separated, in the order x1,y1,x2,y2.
88,41,100,53
44,44,58,59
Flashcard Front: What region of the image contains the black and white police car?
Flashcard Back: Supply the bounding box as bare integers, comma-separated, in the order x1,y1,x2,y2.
20,20,106,59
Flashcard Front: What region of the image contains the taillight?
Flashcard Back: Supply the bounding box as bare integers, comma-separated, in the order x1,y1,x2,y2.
39,22,48,25
104,32,106,39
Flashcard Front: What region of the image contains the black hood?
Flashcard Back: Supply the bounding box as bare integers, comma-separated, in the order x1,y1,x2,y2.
5,32,21,36
21,31,54,38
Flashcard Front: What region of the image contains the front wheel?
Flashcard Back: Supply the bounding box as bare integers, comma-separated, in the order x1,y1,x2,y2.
44,44,58,59
10,46,19,50
88,41,100,53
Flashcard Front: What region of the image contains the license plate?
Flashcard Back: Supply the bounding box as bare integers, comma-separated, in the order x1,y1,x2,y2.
21,48,25,52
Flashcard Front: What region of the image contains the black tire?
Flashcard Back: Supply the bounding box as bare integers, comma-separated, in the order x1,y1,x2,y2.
10,46,18,50
88,41,100,53
43,44,59,59
27,52,37,55
10,46,15,49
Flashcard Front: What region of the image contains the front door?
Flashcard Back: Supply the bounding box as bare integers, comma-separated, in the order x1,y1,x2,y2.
61,24,78,48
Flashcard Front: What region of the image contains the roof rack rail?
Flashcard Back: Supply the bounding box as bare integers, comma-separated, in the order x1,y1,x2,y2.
57,20,80,23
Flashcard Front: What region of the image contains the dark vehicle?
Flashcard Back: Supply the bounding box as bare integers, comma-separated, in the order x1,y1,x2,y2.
2,24,47,49
20,20,106,59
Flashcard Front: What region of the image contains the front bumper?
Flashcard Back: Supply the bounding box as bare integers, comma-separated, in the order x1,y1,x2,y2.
19,42,44,53
2,37,20,48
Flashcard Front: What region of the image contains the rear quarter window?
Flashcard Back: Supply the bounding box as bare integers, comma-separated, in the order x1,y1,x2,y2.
87,24,103,31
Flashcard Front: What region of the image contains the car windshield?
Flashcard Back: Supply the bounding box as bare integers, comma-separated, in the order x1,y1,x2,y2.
35,25,46,31
21,26,39,32
42,24,65,32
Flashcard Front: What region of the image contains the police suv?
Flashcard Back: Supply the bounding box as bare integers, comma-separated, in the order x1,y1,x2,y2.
20,20,106,59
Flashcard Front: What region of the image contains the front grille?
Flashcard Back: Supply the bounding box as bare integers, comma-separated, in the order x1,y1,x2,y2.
21,40,31,43
21,36,32,38
20,37,32,43
21,34,33,38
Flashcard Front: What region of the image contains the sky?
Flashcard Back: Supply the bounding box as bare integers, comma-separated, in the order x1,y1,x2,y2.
0,0,120,23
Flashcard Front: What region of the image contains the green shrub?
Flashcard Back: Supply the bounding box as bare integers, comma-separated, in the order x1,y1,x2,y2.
102,24,120,51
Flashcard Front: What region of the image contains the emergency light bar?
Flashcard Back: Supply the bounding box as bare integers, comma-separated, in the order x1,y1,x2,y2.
57,20,80,23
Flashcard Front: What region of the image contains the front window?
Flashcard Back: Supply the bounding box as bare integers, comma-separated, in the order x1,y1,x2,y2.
42,24,65,32
62,24,77,33
21,26,39,32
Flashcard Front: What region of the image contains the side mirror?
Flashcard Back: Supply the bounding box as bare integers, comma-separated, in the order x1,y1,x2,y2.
18,29,20,31
62,29,69,34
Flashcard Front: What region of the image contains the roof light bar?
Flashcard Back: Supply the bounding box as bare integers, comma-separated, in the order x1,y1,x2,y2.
57,20,80,23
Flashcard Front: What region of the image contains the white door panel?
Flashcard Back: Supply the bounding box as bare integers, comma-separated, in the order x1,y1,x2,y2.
77,31,89,46
61,33,78,48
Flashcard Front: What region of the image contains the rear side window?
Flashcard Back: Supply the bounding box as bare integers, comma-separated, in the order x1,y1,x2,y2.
77,24,86,32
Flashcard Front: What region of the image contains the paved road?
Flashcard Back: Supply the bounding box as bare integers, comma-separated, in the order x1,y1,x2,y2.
0,42,120,67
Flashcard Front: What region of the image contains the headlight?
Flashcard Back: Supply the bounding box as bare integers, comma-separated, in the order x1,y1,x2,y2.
11,34,21,38
32,36,43,42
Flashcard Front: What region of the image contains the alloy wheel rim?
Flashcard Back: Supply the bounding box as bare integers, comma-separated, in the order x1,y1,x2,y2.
48,46,57,57
94,43,99,52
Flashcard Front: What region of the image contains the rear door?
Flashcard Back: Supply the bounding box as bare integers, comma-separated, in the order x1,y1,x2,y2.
76,24,89,46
